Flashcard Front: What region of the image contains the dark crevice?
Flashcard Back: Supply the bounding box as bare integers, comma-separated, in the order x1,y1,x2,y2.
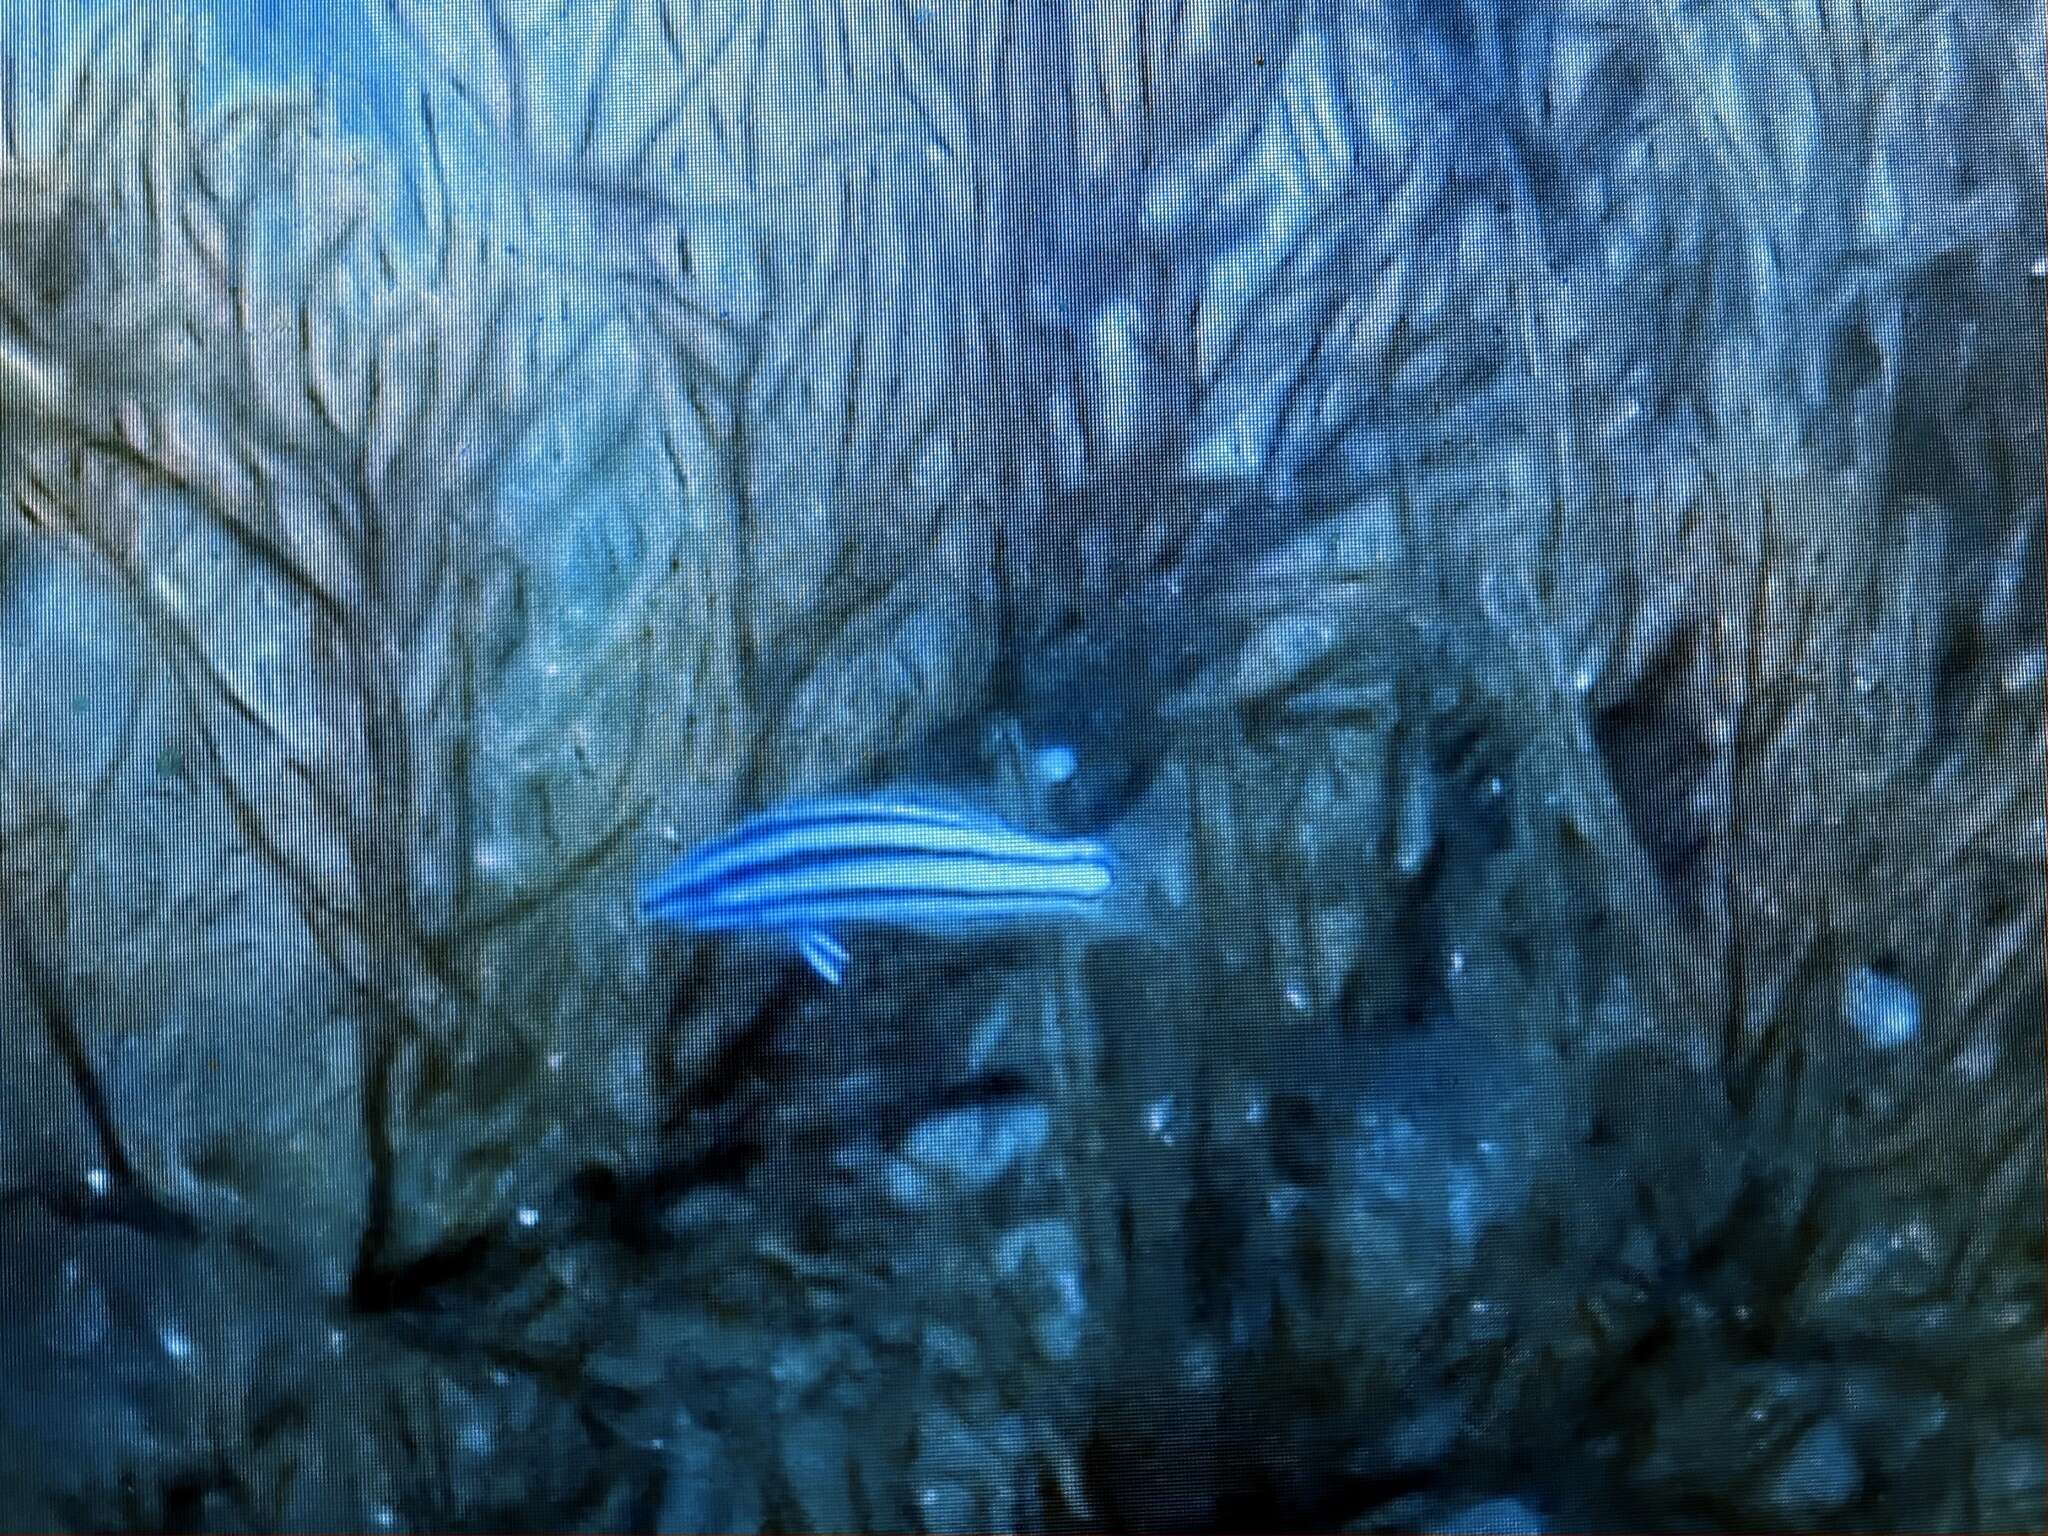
350,1225,499,1316
347,1022,404,1311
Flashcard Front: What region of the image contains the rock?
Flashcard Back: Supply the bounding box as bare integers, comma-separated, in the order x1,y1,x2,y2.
1770,1419,1861,1515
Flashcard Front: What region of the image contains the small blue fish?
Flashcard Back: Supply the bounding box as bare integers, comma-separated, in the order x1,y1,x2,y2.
637,791,1124,983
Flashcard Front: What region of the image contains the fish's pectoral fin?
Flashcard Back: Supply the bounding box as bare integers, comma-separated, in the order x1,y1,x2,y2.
794,928,850,985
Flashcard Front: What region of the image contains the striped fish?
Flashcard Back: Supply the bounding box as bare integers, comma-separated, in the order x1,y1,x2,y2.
636,791,1122,983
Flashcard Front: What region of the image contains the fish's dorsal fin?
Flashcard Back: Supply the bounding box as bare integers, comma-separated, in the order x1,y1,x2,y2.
795,928,850,985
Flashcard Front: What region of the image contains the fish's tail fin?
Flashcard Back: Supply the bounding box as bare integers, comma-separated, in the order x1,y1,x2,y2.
1088,779,1201,949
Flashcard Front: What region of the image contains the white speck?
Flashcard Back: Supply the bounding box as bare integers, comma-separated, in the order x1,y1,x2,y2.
1282,980,1311,1013
83,1167,110,1197
1032,743,1079,784
2032,254,2046,278
2000,648,2044,693
1843,965,1919,1050
159,1322,193,1362
547,1050,565,1072
1144,1094,1181,1145
1448,949,1467,978
516,1205,540,1228
1244,1093,1268,1126
327,1328,348,1355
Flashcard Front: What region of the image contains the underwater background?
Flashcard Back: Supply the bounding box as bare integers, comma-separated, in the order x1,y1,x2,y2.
0,0,2040,1529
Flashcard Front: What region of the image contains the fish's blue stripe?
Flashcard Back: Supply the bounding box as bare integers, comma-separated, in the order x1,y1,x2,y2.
646,846,1115,926
642,796,1099,897
647,828,1109,913
673,803,1088,890
680,847,1114,921
687,882,1113,935
795,929,850,983
677,796,983,868
637,792,1118,944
